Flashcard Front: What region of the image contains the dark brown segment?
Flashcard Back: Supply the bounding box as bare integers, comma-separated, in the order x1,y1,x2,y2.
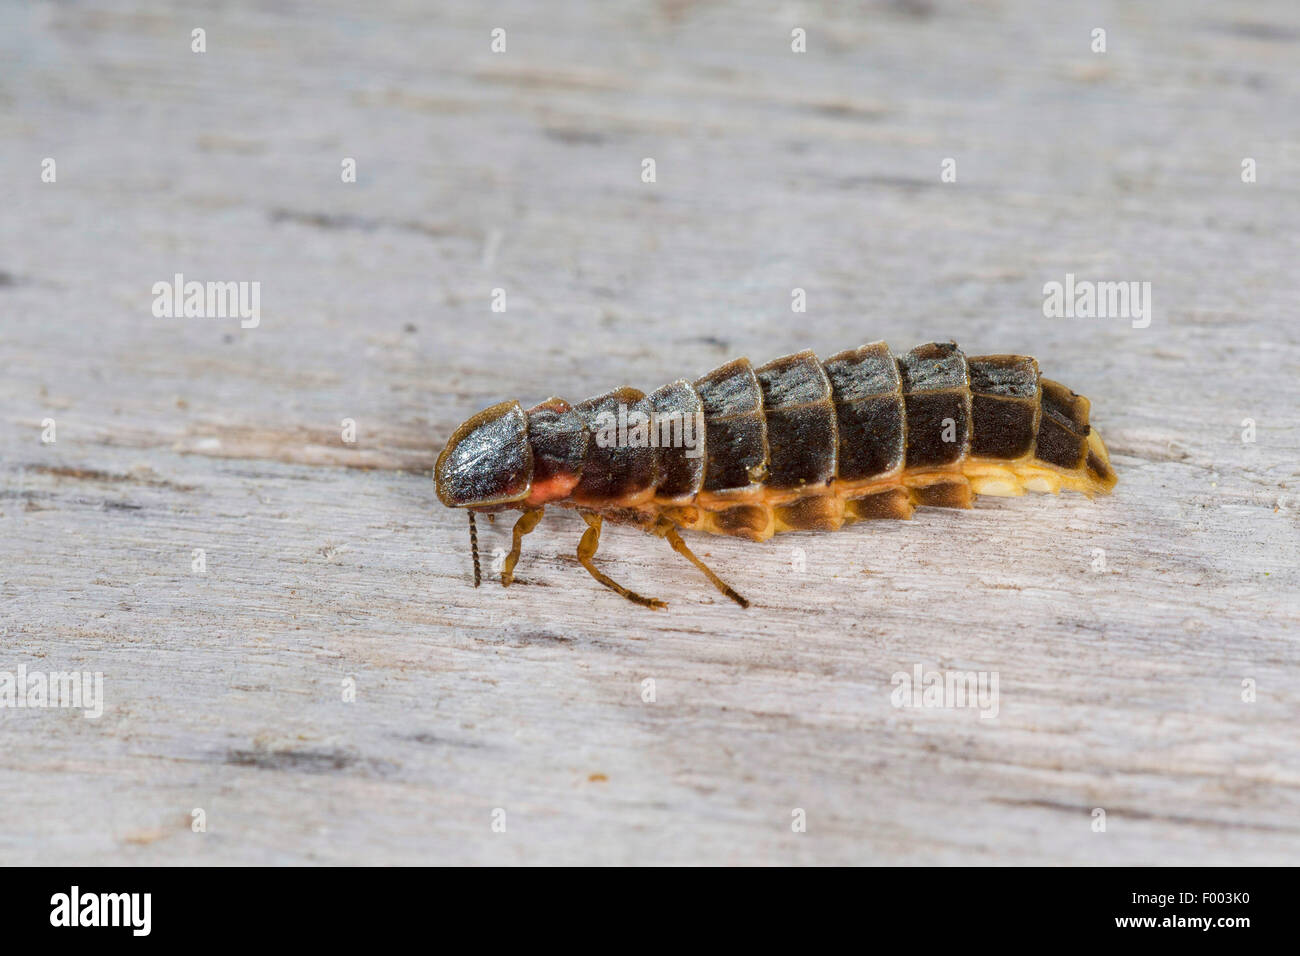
970,395,1038,460
694,358,768,495
762,405,836,488
701,416,767,490
967,355,1038,462
896,341,967,392
1035,378,1090,470
834,397,905,479
525,398,590,488
824,341,900,402
648,379,706,501
755,351,837,490
845,487,914,521
902,391,969,468
912,479,973,509
824,342,905,481
695,357,763,417
711,504,770,539
1040,379,1091,432
1035,416,1088,469
571,387,659,504
968,354,1040,399
898,342,970,469
774,494,842,531
755,350,832,406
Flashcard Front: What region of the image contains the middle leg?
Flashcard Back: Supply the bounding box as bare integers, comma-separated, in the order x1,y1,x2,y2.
576,513,666,609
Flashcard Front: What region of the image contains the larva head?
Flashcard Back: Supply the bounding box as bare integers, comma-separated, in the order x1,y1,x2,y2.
435,401,534,509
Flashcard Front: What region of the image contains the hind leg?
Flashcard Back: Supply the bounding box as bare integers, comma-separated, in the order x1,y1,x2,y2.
656,521,750,608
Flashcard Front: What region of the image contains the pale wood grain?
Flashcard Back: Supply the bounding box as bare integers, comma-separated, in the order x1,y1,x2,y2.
1,0,1298,865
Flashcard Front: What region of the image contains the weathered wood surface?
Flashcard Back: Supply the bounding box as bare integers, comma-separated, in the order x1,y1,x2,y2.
1,0,1298,865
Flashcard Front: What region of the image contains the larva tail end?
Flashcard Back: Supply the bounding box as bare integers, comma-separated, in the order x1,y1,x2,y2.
1084,428,1118,494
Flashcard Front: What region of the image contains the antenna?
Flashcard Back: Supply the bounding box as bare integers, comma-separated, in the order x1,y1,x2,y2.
468,511,482,587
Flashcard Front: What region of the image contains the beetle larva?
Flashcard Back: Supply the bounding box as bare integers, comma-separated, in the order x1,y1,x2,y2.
436,341,1116,609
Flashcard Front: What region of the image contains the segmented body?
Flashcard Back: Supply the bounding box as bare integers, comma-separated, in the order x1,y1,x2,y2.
437,341,1117,543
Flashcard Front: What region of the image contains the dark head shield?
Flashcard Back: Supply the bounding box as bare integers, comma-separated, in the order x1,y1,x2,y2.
435,401,534,508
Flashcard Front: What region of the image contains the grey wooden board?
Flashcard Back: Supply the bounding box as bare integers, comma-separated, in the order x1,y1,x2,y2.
1,0,1298,865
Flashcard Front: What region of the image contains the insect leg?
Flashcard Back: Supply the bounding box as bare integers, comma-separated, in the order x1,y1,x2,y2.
576,514,666,610
662,525,750,608
502,508,545,587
